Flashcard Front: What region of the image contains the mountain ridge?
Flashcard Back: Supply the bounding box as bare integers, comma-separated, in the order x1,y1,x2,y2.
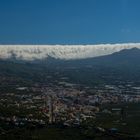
0,47,140,87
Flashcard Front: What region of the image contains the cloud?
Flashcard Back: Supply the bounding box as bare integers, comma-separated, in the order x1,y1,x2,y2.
0,43,140,61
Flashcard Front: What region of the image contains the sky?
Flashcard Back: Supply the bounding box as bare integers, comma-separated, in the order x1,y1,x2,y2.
0,0,140,44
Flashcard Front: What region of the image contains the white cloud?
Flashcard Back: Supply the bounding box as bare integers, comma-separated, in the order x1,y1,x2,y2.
0,43,140,61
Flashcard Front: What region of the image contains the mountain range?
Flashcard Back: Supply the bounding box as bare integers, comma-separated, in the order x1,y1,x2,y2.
0,44,140,87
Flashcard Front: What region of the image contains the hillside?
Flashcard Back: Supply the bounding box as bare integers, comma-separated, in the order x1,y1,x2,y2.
0,48,140,87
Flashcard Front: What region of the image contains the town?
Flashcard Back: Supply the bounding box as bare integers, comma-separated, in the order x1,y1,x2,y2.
0,81,140,127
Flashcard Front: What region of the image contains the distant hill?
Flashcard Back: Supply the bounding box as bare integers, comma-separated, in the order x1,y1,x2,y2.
0,48,140,87
90,47,140,66
44,47,140,68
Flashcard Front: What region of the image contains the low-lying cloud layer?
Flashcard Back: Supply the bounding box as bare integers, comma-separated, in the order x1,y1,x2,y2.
0,43,140,61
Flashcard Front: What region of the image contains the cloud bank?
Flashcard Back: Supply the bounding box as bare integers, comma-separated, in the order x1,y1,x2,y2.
0,43,140,61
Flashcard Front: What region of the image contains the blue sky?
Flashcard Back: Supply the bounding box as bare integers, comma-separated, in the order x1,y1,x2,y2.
0,0,140,44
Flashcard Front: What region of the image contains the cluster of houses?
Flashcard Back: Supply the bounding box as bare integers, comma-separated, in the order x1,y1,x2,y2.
0,83,140,128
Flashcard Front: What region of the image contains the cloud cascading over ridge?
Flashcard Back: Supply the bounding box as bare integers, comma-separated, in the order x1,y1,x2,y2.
0,43,140,61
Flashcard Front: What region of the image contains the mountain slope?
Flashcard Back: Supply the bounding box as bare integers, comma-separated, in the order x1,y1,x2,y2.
0,48,140,87
46,47,140,68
